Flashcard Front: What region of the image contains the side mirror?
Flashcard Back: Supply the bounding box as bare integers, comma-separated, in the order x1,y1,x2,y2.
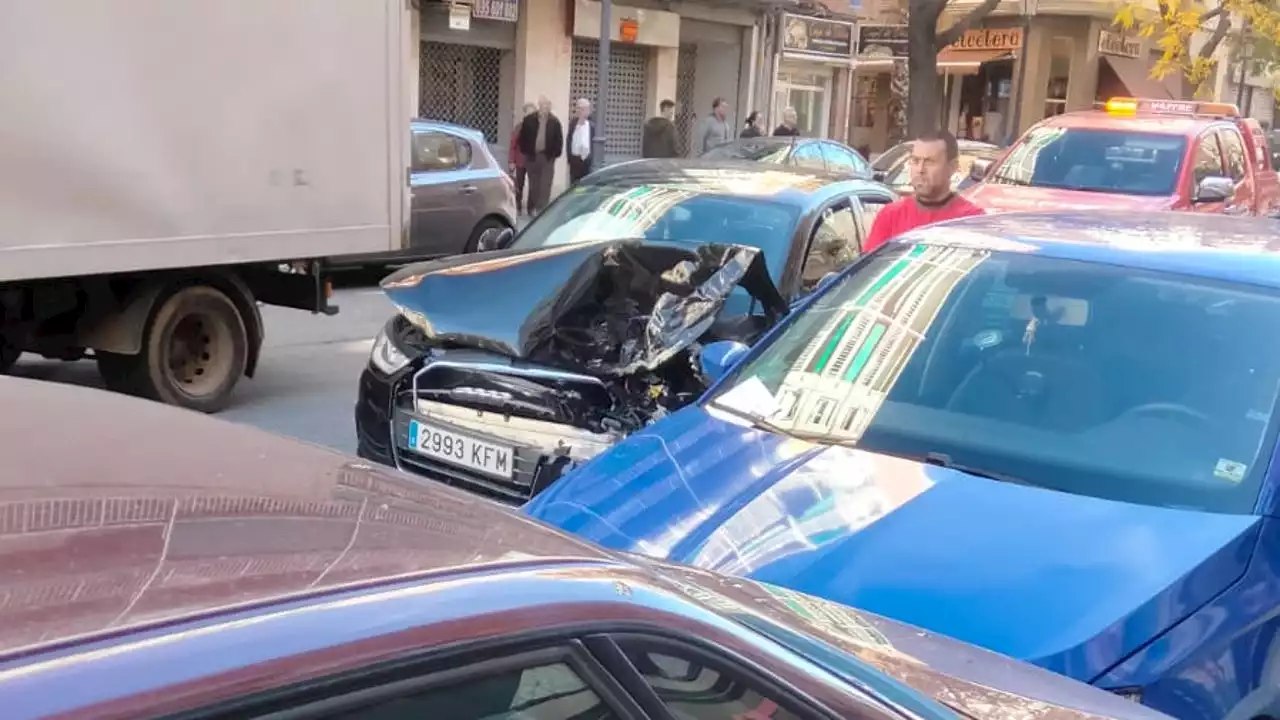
1194,175,1235,204
699,340,750,383
872,170,887,182
970,158,993,182
481,227,515,251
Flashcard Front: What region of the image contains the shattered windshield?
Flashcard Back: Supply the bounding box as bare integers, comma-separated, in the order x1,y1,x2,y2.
707,243,1280,514
510,183,800,283
987,127,1187,196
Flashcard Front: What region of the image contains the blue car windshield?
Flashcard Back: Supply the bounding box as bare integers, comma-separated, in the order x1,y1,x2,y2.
988,128,1187,196
707,243,1280,514
510,183,800,287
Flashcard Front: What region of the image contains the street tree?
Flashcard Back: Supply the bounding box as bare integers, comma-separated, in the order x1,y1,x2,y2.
906,0,1002,136
1113,0,1280,98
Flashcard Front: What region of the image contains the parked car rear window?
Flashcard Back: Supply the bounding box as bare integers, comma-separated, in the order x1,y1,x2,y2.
511,183,800,283
987,128,1187,196
709,243,1280,514
701,139,794,163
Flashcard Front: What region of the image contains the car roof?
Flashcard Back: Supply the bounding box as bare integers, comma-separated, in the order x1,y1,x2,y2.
898,210,1280,288
583,159,885,207
411,118,487,142
0,376,614,658
1036,109,1226,135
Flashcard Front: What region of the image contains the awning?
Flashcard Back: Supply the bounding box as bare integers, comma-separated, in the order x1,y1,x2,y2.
1100,55,1172,100
935,48,1015,75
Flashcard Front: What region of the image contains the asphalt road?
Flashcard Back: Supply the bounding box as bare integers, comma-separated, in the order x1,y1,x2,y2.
10,279,394,454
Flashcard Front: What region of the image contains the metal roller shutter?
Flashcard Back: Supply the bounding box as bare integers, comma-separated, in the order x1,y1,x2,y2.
570,40,650,163
420,41,503,143
675,44,698,156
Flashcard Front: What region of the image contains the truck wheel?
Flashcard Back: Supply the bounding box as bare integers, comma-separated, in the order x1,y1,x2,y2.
97,286,248,413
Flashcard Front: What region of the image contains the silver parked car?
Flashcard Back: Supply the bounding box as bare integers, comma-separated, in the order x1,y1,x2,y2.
408,119,517,256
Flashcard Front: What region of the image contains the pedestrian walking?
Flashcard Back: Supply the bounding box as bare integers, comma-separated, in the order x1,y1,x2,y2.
567,97,594,184
862,129,983,254
642,99,680,158
740,111,764,138
773,107,800,137
517,96,563,216
508,102,536,215
691,97,731,156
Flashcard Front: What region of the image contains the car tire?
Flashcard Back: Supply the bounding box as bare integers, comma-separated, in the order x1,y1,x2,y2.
97,285,249,413
465,217,511,253
0,340,19,374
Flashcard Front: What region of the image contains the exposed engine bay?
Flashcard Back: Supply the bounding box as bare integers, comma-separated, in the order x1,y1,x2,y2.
383,240,787,436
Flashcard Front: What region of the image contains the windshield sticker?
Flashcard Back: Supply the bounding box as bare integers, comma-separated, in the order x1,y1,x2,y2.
1214,459,1247,484
713,375,780,420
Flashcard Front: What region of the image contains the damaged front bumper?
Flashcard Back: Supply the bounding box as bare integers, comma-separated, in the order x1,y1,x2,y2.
357,350,621,505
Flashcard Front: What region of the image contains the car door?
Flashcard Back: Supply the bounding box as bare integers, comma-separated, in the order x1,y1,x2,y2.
1188,131,1229,215
819,142,871,178
1215,127,1253,214
790,142,829,172
410,129,482,256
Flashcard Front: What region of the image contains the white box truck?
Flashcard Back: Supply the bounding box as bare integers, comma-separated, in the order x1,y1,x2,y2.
0,0,410,411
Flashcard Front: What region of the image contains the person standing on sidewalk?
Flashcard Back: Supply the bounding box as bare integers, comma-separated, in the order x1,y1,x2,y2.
691,97,731,156
862,129,983,254
517,96,563,216
642,99,680,158
773,107,800,137
567,98,594,184
740,111,764,138
508,102,536,216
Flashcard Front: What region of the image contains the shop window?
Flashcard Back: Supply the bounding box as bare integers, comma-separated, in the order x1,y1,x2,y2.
853,75,878,129
1044,38,1072,119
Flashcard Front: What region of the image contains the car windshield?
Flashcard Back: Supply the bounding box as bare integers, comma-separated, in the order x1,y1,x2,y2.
701,140,794,162
987,127,1187,196
871,143,912,172
883,148,1001,190
707,243,1280,514
510,182,800,287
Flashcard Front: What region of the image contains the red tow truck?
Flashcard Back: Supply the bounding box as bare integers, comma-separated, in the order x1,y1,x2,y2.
965,97,1280,216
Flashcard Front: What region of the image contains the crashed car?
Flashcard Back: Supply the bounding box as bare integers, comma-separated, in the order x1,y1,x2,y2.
355,159,899,502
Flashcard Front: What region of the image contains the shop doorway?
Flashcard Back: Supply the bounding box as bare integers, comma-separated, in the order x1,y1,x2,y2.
952,60,1014,143
775,66,831,137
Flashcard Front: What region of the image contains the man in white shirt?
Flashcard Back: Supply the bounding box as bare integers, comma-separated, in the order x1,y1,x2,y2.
567,97,594,184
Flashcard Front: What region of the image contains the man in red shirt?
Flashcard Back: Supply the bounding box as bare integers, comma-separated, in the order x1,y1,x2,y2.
863,129,984,253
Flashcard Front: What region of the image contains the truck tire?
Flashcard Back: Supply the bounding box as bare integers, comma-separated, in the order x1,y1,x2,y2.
97,285,248,413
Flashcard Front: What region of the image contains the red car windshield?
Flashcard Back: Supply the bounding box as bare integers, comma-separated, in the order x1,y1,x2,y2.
988,127,1187,196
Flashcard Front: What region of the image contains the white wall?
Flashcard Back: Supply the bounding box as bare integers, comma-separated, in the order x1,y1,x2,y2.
682,20,746,134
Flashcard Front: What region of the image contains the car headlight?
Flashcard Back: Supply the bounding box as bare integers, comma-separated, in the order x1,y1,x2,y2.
369,325,411,375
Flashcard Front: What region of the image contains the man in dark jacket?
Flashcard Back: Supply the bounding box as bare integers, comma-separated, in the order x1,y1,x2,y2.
517,96,564,215
773,106,800,137
641,99,680,158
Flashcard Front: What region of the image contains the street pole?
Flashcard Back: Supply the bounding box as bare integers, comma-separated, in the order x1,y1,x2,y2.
593,0,611,171
1008,0,1032,144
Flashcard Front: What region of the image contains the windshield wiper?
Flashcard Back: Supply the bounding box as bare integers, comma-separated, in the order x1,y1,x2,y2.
912,451,1033,487
704,400,828,444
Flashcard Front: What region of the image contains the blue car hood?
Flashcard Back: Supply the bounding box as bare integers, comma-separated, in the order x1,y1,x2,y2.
525,406,1261,682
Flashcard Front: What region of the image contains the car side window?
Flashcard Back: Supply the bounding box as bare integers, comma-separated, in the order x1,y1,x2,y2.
1217,129,1248,182
821,143,869,176
317,656,622,719
617,639,807,720
855,194,894,240
791,143,827,171
802,200,860,290
1192,133,1226,184
412,131,472,173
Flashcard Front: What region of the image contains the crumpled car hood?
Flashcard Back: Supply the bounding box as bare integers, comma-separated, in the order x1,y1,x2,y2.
381,240,787,376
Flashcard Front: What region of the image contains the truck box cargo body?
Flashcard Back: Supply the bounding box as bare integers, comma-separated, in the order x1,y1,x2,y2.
0,0,409,411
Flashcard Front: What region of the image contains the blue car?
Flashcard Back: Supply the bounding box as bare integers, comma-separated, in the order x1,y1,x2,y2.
525,210,1280,719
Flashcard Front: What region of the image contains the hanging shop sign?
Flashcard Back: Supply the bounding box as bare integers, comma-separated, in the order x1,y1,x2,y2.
619,16,639,43
1098,29,1141,58
448,2,471,30
857,24,908,59
782,14,855,60
946,27,1023,52
472,0,517,22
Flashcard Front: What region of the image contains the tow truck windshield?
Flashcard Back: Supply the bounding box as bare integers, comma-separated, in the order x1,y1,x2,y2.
987,127,1187,196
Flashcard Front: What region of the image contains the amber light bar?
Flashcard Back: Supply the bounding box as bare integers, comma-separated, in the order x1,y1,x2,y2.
1099,96,1240,118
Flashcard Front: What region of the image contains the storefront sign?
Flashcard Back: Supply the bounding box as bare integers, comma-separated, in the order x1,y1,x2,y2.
946,27,1023,52
1098,29,1141,58
619,16,638,42
472,0,517,22
448,3,471,30
857,24,908,59
782,14,855,60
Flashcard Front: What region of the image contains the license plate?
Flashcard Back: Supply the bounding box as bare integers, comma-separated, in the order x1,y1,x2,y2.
407,419,514,480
